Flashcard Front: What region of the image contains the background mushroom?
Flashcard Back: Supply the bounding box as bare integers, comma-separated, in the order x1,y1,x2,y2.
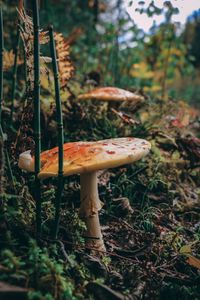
78,87,144,102
18,137,151,252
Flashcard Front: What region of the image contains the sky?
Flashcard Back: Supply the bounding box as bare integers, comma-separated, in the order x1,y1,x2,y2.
124,0,200,32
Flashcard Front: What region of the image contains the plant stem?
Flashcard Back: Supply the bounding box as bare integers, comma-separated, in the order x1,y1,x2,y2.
49,25,64,239
161,38,172,101
161,25,174,101
9,25,20,127
5,148,16,191
0,7,4,135
23,40,27,87
32,0,41,237
113,0,121,86
18,0,24,11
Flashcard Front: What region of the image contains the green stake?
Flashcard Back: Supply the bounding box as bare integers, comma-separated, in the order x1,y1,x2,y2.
49,25,64,239
32,0,41,237
0,7,4,137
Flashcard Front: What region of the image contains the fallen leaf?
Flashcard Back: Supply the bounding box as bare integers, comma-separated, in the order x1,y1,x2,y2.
187,255,200,270
111,108,139,125
179,245,192,255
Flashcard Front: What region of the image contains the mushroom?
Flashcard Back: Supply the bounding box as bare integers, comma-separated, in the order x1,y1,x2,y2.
18,137,151,252
78,87,145,103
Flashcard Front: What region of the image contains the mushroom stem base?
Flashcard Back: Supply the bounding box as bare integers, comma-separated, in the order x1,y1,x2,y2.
79,172,105,253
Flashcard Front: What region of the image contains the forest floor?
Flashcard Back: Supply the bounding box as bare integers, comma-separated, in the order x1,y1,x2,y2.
1,92,200,300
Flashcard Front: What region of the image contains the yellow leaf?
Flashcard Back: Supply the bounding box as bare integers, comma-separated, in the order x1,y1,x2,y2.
140,111,149,122
130,62,154,79
150,85,162,92
179,245,192,255
3,50,23,71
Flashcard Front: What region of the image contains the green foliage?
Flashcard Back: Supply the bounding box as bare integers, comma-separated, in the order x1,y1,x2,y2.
1,1,200,300
0,241,78,299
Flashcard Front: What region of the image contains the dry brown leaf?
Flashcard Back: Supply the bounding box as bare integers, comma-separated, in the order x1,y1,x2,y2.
39,31,49,44
187,255,200,270
54,32,74,89
3,50,15,71
65,27,83,45
3,50,23,71
111,108,139,125
18,8,50,91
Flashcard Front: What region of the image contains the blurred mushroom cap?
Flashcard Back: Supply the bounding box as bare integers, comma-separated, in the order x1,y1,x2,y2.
78,87,145,102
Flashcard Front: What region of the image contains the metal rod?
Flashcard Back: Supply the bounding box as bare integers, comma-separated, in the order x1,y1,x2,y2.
32,0,41,237
0,7,4,134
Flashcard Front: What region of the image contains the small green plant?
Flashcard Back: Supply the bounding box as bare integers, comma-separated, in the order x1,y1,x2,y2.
0,241,78,300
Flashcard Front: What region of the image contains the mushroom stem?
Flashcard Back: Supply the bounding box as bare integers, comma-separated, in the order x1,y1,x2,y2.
79,172,105,252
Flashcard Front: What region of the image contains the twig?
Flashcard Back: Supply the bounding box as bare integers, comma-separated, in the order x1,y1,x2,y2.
5,148,16,191
128,166,148,180
57,240,74,267
103,210,136,232
44,237,138,263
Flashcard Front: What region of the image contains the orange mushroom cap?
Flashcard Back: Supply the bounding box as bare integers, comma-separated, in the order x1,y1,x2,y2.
37,137,150,179
78,87,145,102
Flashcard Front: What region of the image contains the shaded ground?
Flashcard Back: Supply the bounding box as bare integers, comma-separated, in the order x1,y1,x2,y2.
1,93,200,299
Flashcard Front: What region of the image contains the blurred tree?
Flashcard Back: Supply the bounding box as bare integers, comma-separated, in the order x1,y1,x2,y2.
183,10,200,68
2,0,199,104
